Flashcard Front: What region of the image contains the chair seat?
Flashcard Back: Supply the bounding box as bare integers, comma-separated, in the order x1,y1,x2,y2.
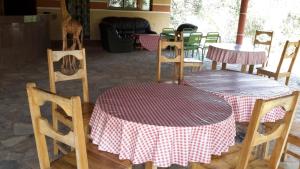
184,58,203,71
199,44,211,49
256,67,276,79
257,66,291,77
185,45,199,50
184,58,203,63
257,65,276,72
192,144,283,169
51,143,131,169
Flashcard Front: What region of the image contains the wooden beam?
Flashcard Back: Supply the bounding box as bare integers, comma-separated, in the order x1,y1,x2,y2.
152,5,170,12
0,0,3,15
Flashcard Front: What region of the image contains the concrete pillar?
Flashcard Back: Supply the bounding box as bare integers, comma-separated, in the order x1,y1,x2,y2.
236,0,249,44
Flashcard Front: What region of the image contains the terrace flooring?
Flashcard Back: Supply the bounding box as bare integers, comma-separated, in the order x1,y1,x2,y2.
0,45,299,169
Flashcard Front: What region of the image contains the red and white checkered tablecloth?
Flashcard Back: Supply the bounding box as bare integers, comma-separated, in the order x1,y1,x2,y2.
136,34,160,51
207,43,267,64
90,83,235,167
183,70,291,122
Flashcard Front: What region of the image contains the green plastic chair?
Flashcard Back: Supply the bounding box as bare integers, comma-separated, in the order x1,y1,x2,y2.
182,28,196,42
184,32,203,60
200,32,220,59
182,28,195,33
161,28,175,41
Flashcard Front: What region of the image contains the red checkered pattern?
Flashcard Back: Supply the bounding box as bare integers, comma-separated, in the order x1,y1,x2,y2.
183,70,291,122
90,83,236,167
136,34,160,51
207,43,267,65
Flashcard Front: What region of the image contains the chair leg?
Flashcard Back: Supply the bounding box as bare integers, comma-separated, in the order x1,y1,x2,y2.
212,61,217,70
84,124,91,143
175,62,182,83
52,114,59,155
222,63,227,70
248,65,254,74
179,62,184,83
241,65,248,73
262,141,270,159
196,49,199,59
189,162,204,169
281,142,288,161
192,49,195,58
191,66,194,72
198,63,202,71
174,63,178,81
145,162,157,169
256,70,260,75
157,63,161,82
285,76,290,85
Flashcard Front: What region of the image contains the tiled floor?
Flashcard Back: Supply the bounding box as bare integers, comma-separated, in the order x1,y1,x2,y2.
0,45,299,169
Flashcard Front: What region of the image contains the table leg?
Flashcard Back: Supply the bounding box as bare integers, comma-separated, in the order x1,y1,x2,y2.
212,61,217,70
221,63,227,70
174,62,179,81
248,65,254,74
145,162,157,169
241,65,248,73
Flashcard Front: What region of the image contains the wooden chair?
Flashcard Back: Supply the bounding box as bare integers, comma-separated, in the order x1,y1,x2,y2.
265,120,300,168
26,83,132,169
199,32,220,58
184,58,203,72
284,121,300,168
183,32,203,72
253,30,273,66
160,28,175,41
190,91,300,169
157,39,184,83
47,48,93,154
184,32,202,57
257,40,300,85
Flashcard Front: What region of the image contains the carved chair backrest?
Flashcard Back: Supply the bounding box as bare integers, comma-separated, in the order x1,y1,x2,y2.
253,30,273,58
47,48,89,103
26,83,88,169
276,40,300,74
157,39,184,82
236,91,300,169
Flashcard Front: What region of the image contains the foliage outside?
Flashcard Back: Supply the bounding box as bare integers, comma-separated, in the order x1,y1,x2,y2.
109,0,150,10
170,0,300,74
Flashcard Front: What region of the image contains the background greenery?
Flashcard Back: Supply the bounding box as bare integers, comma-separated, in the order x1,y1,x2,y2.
170,0,300,70
170,0,300,44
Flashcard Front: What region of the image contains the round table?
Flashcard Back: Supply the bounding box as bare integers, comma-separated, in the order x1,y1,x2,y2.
89,83,235,167
184,70,291,122
135,34,160,51
207,43,267,73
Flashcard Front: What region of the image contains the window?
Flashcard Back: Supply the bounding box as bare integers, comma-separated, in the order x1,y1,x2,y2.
108,0,152,11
